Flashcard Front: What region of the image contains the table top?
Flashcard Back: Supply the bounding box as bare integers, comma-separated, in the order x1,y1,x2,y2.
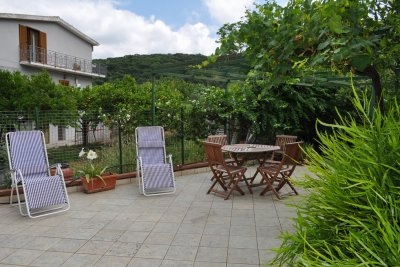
222,144,280,153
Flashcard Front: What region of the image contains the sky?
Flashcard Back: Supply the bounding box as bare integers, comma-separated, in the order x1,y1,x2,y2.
1,0,288,59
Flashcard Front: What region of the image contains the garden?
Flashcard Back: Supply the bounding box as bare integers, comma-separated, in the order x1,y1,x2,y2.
0,0,399,265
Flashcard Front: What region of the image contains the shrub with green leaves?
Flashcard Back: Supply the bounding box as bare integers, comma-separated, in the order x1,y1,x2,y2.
272,89,400,266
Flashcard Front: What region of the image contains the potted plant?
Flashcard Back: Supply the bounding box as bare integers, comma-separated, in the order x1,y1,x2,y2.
76,148,117,194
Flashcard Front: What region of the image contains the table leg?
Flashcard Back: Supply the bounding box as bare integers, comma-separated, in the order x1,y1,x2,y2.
249,152,274,186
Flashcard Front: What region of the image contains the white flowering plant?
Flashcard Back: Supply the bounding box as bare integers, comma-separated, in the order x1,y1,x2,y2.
76,148,108,184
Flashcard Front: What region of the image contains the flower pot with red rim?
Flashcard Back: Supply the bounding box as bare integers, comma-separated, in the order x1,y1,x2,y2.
81,173,117,194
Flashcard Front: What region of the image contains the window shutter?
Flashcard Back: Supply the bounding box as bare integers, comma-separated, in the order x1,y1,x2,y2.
19,25,28,61
59,80,70,86
39,31,47,64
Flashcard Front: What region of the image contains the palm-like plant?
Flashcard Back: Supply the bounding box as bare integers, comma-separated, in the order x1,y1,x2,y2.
273,87,400,266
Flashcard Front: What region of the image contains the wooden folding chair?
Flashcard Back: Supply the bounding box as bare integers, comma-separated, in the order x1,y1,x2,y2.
269,134,297,161
206,134,236,175
203,141,251,200
257,141,303,199
206,134,228,146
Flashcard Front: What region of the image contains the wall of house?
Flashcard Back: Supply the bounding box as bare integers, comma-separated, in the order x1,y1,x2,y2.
35,21,93,59
46,123,112,148
0,20,21,71
45,71,93,88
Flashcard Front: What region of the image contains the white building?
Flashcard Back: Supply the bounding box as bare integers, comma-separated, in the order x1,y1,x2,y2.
0,13,109,146
0,13,106,88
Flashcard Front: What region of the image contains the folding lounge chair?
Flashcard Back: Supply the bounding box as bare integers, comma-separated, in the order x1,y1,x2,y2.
6,130,70,218
135,126,175,196
203,141,250,200
257,141,303,199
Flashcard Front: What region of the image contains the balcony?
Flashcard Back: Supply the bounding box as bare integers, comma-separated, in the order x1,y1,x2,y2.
19,45,107,78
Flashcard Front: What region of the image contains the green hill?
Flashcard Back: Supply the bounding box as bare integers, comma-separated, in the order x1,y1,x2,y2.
93,53,249,85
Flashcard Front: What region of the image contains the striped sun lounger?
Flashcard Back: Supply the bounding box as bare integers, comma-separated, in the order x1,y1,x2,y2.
135,126,175,196
6,131,70,218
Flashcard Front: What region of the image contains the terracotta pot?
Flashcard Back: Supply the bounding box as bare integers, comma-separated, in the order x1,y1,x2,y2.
81,173,117,194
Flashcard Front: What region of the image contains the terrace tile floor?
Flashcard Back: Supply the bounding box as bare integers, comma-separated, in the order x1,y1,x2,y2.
0,166,310,267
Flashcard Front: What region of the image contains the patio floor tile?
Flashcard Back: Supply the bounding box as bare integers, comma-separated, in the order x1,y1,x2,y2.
0,165,310,266
195,246,228,263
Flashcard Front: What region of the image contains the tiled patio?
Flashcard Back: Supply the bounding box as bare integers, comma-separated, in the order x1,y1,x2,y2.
0,166,308,267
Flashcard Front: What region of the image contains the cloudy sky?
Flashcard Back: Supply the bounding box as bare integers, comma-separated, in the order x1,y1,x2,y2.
2,0,288,59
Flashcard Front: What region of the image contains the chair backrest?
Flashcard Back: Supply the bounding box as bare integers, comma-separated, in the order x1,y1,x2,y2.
203,141,226,166
275,135,297,151
206,135,228,146
136,126,166,165
281,141,303,166
6,131,49,177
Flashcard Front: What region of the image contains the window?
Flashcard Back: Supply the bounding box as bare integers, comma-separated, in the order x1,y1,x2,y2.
19,25,47,63
59,80,70,86
58,125,66,141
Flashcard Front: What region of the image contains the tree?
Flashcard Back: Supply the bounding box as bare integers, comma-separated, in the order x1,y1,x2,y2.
0,70,29,111
0,70,78,130
75,75,139,146
215,0,400,114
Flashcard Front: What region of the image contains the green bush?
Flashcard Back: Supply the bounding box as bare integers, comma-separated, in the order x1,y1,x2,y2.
272,88,400,266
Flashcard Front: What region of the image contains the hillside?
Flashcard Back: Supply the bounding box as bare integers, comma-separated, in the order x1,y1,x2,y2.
93,53,249,85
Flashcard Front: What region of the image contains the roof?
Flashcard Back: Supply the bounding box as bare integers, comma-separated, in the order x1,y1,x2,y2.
0,13,99,46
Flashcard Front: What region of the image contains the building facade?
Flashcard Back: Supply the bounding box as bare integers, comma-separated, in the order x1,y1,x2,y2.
0,13,106,88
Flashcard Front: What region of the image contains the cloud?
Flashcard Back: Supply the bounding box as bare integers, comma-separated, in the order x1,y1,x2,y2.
1,0,219,58
204,0,257,24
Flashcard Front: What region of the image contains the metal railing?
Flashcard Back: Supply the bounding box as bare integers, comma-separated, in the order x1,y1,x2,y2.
20,46,107,76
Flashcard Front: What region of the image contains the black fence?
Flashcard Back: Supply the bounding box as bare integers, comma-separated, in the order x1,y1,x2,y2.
0,110,208,187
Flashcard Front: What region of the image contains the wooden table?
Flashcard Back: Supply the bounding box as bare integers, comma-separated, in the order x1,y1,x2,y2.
222,144,280,187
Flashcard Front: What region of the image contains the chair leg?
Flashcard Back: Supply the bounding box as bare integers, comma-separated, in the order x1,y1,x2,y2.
9,177,28,215
207,166,249,200
16,185,28,216
259,171,281,199
286,180,299,195
9,184,14,206
223,175,245,200
233,174,246,195
276,177,298,196
9,175,17,206
260,184,281,199
241,175,253,194
249,156,268,183
223,188,235,200
207,179,221,194
207,172,228,195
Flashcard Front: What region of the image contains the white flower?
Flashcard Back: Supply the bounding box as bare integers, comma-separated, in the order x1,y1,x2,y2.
77,148,108,182
78,148,86,158
86,150,98,160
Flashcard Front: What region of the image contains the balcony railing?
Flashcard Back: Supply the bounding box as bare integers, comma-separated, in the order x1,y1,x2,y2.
20,45,107,77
